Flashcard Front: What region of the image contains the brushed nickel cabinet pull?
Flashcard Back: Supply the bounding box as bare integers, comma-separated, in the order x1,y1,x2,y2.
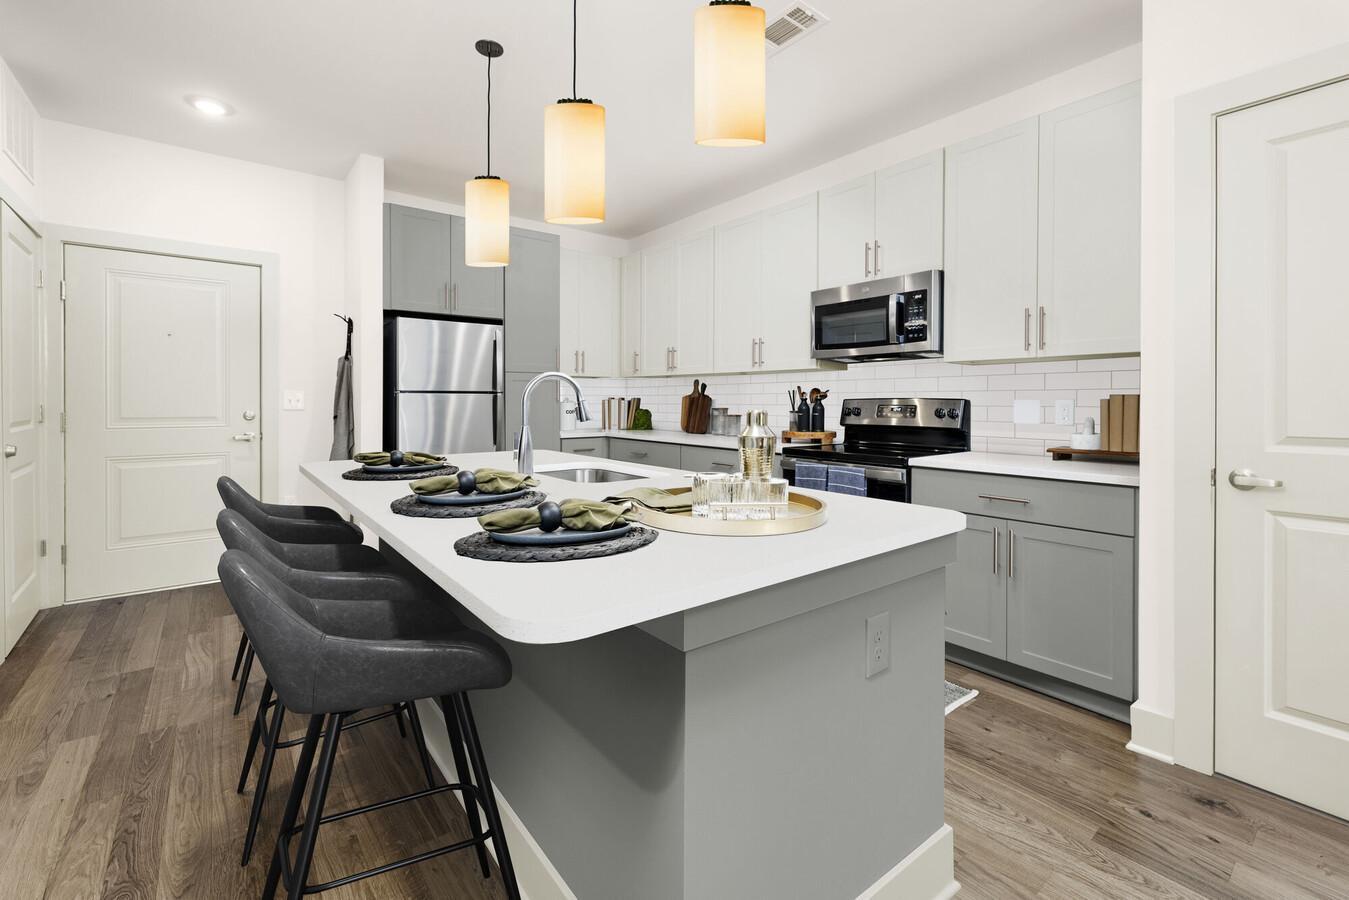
1024,307,1031,352
978,493,1030,504
993,526,999,574
1008,528,1016,580
1038,306,1046,351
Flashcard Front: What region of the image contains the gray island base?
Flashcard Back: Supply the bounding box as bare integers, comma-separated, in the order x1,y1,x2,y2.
302,452,963,900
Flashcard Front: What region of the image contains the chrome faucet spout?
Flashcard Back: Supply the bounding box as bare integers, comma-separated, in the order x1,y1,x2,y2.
516,371,590,475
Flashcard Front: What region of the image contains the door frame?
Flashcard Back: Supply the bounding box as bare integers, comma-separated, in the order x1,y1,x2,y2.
1169,42,1349,775
42,226,280,608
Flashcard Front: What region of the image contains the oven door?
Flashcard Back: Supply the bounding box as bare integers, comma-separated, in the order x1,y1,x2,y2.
780,458,910,502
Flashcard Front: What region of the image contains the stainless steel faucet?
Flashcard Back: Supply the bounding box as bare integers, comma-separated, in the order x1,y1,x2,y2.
515,371,590,475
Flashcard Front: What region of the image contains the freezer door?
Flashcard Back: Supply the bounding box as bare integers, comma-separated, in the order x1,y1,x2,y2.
394,317,502,392
396,393,501,454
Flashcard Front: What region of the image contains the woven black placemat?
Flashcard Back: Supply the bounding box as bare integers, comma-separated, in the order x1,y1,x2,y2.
390,490,546,519
342,464,459,481
453,525,658,562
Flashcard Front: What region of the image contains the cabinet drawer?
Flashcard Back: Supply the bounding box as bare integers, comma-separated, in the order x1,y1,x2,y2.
911,468,1134,536
607,438,681,469
561,437,608,458
679,445,739,474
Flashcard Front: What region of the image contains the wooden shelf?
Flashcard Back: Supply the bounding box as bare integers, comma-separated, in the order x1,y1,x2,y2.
781,430,837,445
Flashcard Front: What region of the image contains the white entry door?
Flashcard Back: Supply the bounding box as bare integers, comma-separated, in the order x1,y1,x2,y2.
1,204,43,656
64,246,261,601
1215,78,1349,820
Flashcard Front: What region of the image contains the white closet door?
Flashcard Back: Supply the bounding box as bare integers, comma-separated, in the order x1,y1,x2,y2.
874,150,944,277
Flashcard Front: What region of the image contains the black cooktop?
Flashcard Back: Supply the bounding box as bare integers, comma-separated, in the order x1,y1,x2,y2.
781,443,967,468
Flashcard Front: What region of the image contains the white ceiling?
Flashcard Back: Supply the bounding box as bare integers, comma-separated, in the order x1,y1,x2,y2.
0,0,1140,238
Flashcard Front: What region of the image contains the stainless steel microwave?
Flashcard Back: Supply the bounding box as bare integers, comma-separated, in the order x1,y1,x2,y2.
810,270,943,361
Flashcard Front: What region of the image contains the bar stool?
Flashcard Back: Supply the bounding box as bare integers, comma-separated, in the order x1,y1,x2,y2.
216,477,365,716
217,550,520,900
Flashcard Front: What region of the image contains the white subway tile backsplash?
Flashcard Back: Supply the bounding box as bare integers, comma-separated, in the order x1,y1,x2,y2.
1045,371,1113,390
1112,370,1141,390
988,373,1046,390
1077,356,1140,371
1015,360,1078,374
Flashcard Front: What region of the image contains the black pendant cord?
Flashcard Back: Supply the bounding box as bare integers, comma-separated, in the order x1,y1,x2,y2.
486,52,492,176
572,0,578,100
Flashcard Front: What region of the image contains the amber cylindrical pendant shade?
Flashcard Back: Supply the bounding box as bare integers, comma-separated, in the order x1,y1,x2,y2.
545,100,606,224
465,176,510,267
693,1,766,147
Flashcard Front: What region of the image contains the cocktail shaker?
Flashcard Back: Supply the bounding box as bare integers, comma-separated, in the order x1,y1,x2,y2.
739,409,776,478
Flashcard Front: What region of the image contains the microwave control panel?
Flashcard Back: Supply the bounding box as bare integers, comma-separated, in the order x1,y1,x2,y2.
896,290,928,344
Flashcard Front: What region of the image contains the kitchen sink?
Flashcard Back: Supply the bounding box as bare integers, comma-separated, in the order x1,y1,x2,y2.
543,467,647,483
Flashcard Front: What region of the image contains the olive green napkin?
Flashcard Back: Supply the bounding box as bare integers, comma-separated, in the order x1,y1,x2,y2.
606,487,692,514
354,450,445,466
411,468,539,496
479,499,629,533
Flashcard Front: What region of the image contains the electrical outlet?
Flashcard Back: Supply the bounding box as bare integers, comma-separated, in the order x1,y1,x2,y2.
283,390,305,411
865,612,890,678
1055,399,1076,426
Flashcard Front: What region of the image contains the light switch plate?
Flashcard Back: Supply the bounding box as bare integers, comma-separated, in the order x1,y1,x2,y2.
1013,398,1041,425
283,390,305,411
1054,399,1076,426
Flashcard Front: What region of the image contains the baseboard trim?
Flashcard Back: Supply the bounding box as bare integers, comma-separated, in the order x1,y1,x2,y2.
1127,702,1175,764
856,824,959,900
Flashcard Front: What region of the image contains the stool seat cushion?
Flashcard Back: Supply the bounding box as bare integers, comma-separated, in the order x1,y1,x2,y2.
217,509,384,572
218,476,362,545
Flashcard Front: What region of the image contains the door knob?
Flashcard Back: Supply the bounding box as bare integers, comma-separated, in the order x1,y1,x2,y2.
232,432,259,442
242,410,257,421
1228,468,1283,490
3,444,15,458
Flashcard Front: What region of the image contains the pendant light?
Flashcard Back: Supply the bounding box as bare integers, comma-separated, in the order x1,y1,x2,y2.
545,0,606,224
466,39,510,267
693,0,766,147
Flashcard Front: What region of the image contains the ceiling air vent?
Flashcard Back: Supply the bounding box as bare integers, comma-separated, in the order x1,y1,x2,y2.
765,3,829,57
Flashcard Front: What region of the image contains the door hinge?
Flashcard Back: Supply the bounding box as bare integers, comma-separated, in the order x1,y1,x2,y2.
1210,467,1216,487
36,270,43,289
60,545,67,564
60,411,67,433
38,539,47,557
60,280,67,301
37,404,44,424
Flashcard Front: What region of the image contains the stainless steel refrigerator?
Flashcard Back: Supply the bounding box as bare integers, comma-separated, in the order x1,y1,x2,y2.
384,316,503,454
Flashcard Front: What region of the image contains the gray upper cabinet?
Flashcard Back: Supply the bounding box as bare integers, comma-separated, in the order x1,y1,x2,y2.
449,216,505,319
385,204,453,313
505,228,561,372
1005,522,1135,700
943,514,1007,658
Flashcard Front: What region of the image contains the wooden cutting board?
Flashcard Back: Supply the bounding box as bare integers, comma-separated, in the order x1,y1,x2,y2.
687,383,712,434
680,379,700,432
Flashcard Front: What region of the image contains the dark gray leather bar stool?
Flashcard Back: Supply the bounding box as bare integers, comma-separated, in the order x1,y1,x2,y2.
216,476,365,715
218,550,520,900
217,509,460,865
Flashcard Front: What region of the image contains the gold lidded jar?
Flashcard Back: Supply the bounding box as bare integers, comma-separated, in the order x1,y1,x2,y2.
739,409,776,478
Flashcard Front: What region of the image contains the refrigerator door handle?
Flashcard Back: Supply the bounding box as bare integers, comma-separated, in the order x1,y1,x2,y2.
492,393,502,450
492,334,500,392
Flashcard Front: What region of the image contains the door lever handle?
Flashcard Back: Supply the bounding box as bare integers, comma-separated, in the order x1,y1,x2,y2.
3,444,15,458
232,432,259,442
1228,469,1283,490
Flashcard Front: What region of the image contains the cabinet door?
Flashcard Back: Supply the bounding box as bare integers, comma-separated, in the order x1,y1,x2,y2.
619,252,642,376
943,118,1039,361
1005,521,1135,699
559,248,581,374
504,229,561,372
943,515,1008,659
1038,82,1141,357
450,215,506,319
385,204,453,313
875,150,944,277
504,372,559,452
640,244,678,375
817,173,876,289
714,213,762,372
675,230,715,374
759,193,819,371
578,252,619,376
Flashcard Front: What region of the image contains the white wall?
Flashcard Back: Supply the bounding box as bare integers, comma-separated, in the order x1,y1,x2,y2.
1132,0,1349,761
344,153,385,451
38,120,347,505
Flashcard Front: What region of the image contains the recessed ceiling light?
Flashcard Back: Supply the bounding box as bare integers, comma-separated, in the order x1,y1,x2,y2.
185,95,234,117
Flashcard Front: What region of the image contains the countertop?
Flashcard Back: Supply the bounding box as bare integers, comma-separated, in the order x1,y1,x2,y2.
302,450,965,644
908,451,1140,487
561,427,837,453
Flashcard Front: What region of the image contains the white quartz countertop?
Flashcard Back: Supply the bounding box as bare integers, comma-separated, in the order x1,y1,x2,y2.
908,451,1140,487
561,427,836,453
302,451,964,645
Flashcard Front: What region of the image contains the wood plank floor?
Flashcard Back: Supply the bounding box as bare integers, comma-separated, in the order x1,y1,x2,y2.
1,588,1347,899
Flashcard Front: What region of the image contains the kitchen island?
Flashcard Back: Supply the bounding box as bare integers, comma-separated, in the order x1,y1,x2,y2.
302,450,965,900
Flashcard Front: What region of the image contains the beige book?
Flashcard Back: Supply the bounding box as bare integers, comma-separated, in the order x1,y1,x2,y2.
1123,394,1140,453
1098,400,1111,449
1108,394,1125,452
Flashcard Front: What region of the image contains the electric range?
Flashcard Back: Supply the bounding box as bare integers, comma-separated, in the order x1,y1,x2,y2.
780,397,971,502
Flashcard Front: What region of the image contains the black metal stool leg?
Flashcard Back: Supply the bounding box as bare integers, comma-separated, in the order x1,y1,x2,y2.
233,645,255,716
393,704,408,738
264,714,323,900
238,680,274,793
232,633,249,681
441,695,491,879
287,711,346,900
242,697,286,865
454,694,520,899
404,701,438,791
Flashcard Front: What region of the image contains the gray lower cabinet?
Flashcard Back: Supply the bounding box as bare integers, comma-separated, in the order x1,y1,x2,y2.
561,436,608,458
505,228,561,371
1005,521,1134,698
607,438,681,469
385,204,453,313
944,514,1007,658
678,445,739,473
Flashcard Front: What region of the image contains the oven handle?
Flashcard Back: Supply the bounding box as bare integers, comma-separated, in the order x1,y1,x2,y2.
780,458,907,484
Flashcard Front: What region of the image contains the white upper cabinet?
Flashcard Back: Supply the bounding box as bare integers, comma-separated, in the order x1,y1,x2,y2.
558,249,619,377
619,252,642,376
817,174,876,289
714,213,762,372
640,243,678,375
874,150,944,277
943,117,1040,362
760,194,824,372
559,248,581,374
1037,82,1141,358
674,229,715,374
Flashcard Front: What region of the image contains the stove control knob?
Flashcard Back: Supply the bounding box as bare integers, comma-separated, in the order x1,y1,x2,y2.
850,407,862,416
934,408,946,419
946,408,960,420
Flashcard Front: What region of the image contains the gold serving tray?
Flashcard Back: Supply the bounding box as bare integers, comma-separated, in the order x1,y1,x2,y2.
628,486,827,536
